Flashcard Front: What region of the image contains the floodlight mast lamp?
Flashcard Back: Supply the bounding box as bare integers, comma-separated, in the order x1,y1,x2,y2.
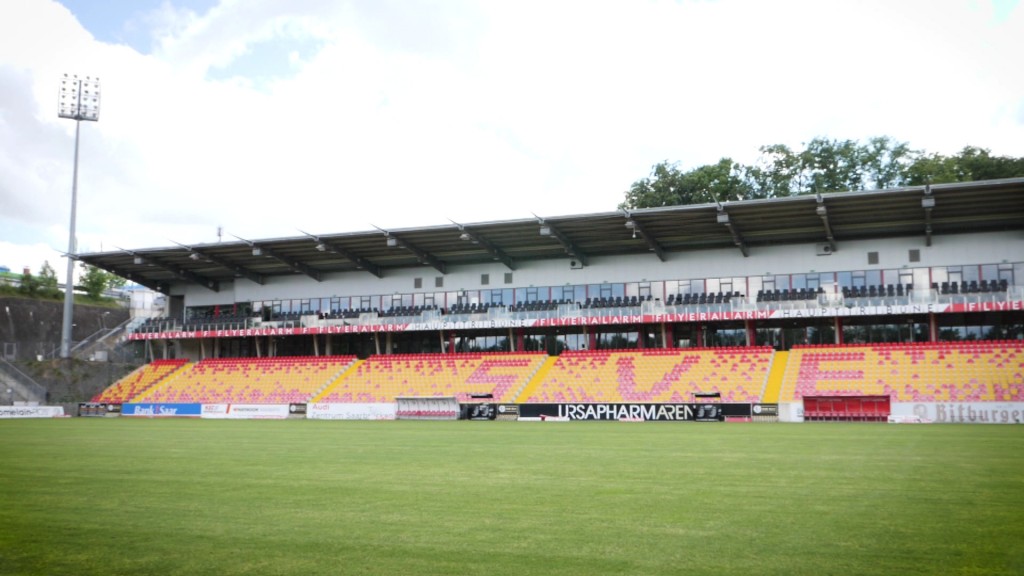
58,74,100,359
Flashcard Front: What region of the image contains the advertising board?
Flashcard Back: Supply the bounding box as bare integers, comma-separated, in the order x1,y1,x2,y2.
518,403,752,421
121,403,202,417
0,406,65,418
890,402,1024,424
306,403,397,420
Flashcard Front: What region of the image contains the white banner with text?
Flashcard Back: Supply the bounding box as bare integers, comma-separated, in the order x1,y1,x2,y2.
0,406,65,418
890,402,1024,424
306,403,397,420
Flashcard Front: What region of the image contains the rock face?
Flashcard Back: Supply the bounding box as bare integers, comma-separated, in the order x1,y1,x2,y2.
0,296,140,406
0,296,130,361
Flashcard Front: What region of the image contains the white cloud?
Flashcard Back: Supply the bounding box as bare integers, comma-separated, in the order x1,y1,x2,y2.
1,0,1021,282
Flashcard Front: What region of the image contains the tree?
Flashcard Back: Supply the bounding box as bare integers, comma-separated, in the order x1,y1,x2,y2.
861,136,914,189
620,161,694,210
17,267,40,297
799,137,865,193
624,137,1024,209
79,263,125,300
905,146,1024,185
37,261,60,299
620,158,752,210
746,144,801,198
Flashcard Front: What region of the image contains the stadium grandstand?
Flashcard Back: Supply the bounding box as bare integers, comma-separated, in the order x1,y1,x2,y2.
77,178,1024,423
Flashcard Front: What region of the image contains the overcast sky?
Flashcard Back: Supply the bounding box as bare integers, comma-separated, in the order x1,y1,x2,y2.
1,0,1022,281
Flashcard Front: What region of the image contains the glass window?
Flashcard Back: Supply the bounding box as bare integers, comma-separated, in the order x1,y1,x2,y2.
962,265,980,283
791,274,807,290
746,276,762,298
837,271,852,289
912,268,930,291
1001,264,1016,285
731,277,747,297
851,271,865,288
947,266,962,285
866,270,882,286
980,265,998,281
553,286,574,301
898,269,913,287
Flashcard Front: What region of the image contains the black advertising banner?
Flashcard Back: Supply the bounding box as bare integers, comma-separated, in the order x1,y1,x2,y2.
495,404,519,417
462,403,497,420
78,402,120,417
518,403,752,421
751,404,779,417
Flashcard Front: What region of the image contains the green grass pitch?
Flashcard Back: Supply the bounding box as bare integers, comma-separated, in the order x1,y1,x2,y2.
1,420,1022,575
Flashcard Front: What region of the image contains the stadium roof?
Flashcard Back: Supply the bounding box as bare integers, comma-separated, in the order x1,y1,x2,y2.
79,178,1024,293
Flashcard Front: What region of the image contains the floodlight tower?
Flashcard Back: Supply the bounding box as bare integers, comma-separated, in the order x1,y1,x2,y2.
58,74,101,359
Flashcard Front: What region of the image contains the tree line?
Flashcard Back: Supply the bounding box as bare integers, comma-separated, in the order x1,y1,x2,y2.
621,136,1024,209
2,262,126,302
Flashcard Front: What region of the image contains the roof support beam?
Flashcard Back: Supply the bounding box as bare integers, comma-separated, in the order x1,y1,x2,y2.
260,246,323,282
376,228,446,274
233,235,322,282
100,263,168,293
535,216,588,266
123,250,220,292
300,231,382,278
716,208,749,257
815,195,838,252
622,211,665,261
320,242,383,278
174,242,266,285
452,221,516,270
922,186,935,247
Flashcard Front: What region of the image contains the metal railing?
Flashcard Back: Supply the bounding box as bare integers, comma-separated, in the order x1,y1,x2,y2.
0,359,48,402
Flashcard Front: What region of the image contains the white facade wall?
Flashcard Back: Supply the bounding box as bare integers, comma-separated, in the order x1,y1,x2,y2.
174,231,1023,308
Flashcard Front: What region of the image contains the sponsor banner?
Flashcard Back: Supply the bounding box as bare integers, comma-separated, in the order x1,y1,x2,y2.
226,404,290,420
518,403,751,421
288,403,307,415
129,300,1022,340
129,324,413,340
751,404,779,417
494,404,520,421
121,403,202,417
307,403,397,420
201,404,230,418
78,402,120,417
0,406,65,418
891,402,1024,424
495,404,520,416
948,301,1024,314
888,414,931,424
463,404,496,420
